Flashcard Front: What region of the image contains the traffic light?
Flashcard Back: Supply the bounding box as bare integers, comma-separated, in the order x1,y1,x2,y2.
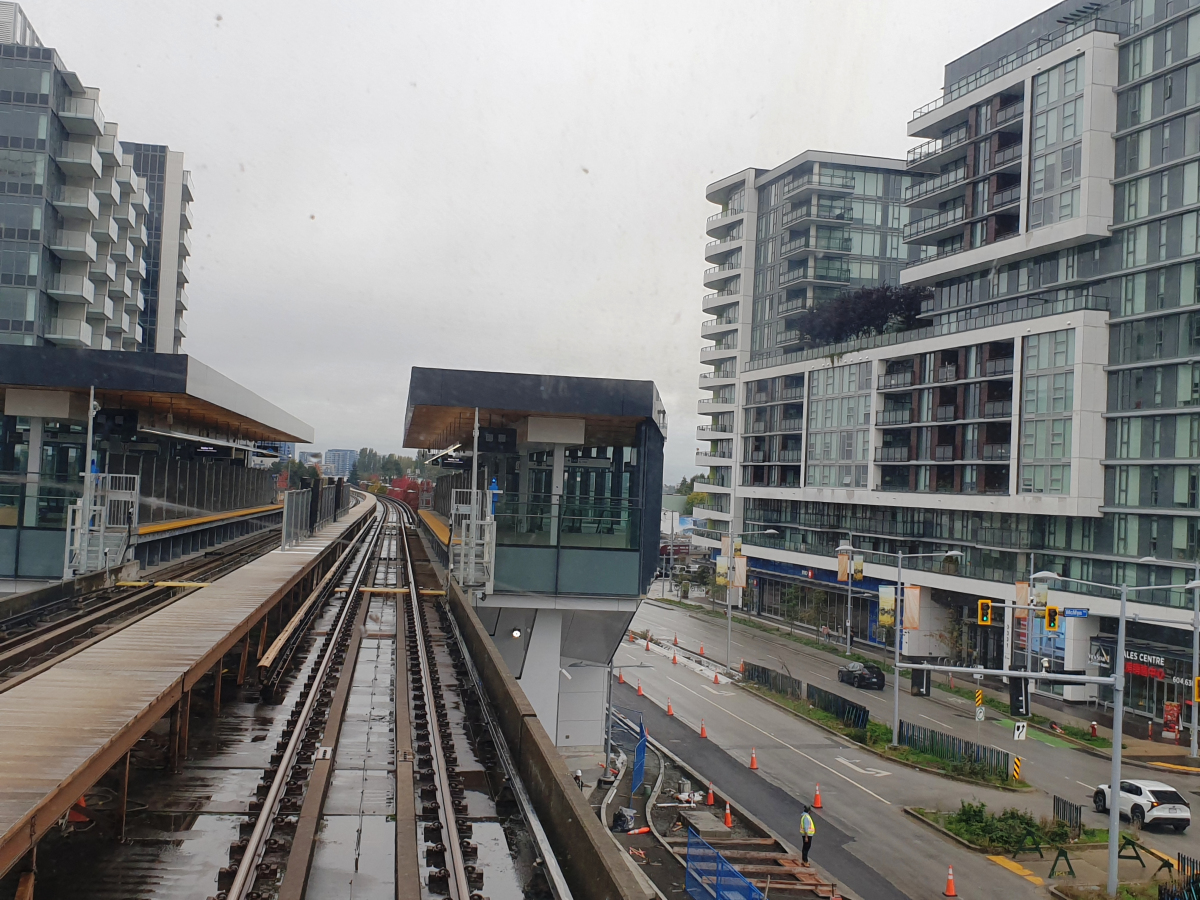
1195,675,1200,704
977,599,993,626
1010,674,1031,718
1045,606,1060,631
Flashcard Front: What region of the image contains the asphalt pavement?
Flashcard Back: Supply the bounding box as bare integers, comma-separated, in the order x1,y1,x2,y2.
626,598,1200,867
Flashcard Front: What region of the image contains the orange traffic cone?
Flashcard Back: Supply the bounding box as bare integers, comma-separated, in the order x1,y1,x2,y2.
674,633,678,646
699,719,708,739
618,669,625,684
645,638,651,651
706,782,714,805
749,748,759,770
67,795,88,824
699,643,705,656
629,631,636,642
739,659,745,674
724,802,733,828
942,865,958,897
812,784,822,809
667,697,674,716
713,670,721,685
672,652,678,665
637,680,644,696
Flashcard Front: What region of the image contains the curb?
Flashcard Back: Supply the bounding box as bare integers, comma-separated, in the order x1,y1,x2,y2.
902,807,1109,856
740,683,1030,794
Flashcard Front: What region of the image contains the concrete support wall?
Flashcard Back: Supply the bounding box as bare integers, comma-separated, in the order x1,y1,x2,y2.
1064,615,1101,701
518,609,562,738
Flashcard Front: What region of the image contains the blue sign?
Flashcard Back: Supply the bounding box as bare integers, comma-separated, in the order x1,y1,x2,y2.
631,722,647,795
1063,608,1089,618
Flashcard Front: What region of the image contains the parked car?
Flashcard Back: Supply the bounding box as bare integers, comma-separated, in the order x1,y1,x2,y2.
1093,779,1190,831
837,661,885,690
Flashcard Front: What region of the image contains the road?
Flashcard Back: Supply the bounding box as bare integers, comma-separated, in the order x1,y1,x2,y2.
626,599,1200,861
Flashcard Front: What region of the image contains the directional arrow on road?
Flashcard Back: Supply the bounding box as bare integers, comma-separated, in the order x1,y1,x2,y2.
836,757,890,777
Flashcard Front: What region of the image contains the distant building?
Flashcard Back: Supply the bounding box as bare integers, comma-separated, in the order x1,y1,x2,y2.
322,448,358,479
250,441,295,469
298,451,322,467
0,3,193,351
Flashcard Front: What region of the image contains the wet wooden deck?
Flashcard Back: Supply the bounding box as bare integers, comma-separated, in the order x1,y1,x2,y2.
0,496,376,877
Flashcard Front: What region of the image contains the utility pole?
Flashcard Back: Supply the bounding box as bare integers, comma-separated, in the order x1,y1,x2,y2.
467,407,479,585
846,530,854,655
1192,561,1199,759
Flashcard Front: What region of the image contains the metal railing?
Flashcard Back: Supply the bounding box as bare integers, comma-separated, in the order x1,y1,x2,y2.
782,171,856,197
877,408,913,426
904,167,966,202
897,720,1011,780
879,371,914,389
936,364,957,383
807,683,870,730
982,444,1011,461
706,207,745,223
983,400,1013,418
906,125,969,167
992,143,1022,169
742,661,804,700
991,185,1021,211
903,205,965,241
63,473,139,578
1053,795,1083,841
876,447,911,462
935,405,957,422
984,357,1014,376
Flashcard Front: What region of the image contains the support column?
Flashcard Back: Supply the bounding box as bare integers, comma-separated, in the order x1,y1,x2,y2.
168,699,181,773
256,621,268,660
236,633,250,686
14,872,33,900
22,416,43,528
118,751,131,842
211,658,222,716
178,690,191,764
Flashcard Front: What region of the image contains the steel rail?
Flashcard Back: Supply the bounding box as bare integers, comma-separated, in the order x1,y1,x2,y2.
397,499,472,900
226,504,384,900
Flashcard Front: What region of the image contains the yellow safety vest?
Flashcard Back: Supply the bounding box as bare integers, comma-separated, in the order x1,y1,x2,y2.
800,813,815,836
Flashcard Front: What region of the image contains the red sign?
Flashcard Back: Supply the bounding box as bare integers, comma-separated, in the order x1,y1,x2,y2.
276,472,289,490
1164,702,1181,733
1124,661,1165,680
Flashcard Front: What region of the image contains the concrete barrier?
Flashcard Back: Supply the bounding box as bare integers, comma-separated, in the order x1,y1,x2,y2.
443,578,652,900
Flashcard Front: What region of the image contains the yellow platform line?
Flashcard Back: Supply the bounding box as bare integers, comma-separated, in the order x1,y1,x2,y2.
137,504,283,536
987,855,1044,886
116,581,212,588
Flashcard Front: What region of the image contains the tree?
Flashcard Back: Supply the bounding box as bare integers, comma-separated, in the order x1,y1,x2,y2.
793,285,932,347
683,491,706,514
676,475,696,495
348,463,359,485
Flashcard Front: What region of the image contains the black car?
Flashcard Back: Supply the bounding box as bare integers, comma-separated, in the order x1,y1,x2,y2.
837,661,885,690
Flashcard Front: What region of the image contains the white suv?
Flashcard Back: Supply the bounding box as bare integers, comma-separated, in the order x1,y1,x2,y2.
1093,779,1191,832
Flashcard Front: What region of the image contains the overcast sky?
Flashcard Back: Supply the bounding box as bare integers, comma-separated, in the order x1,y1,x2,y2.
36,0,1053,480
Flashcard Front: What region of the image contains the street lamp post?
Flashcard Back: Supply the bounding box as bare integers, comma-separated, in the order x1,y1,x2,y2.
836,542,962,748
728,529,778,673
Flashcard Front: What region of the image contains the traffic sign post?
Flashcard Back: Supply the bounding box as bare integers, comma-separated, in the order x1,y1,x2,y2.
975,706,985,722
1014,721,1027,741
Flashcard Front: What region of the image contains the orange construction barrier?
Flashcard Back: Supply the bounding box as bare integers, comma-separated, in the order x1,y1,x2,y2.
706,782,714,805
699,719,708,739
667,697,674,716
637,680,644,697
618,669,625,684
943,865,958,897
749,748,759,770
724,802,733,828
812,784,822,809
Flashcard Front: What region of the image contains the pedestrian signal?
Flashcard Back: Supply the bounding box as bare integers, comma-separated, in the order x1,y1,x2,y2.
977,599,992,626
1045,606,1060,631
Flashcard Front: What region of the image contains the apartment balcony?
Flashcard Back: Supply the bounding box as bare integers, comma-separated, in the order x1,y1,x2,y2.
701,313,739,337
93,176,120,207
875,447,911,462
984,357,1015,377
693,476,732,493
936,364,957,383
96,133,120,167
178,258,191,284
704,232,745,262
86,294,114,323
705,207,745,236
110,240,134,263
903,205,965,244
876,408,913,426
776,328,804,346
174,289,187,311
697,398,734,415
994,101,1024,130
693,505,732,521
779,418,803,432
934,446,955,461
779,261,851,288
990,143,1022,173
703,260,741,288
935,405,957,422
780,170,856,201
983,400,1013,419
51,185,99,220
181,170,194,203
115,165,140,192
903,166,967,208
113,202,137,228
45,317,93,347
106,310,132,334
700,342,737,359
905,125,969,172
54,141,103,179
47,274,95,304
133,256,147,280
57,97,104,136
989,185,1021,213
697,425,734,441
878,371,913,389
782,204,852,228
131,188,148,214
91,215,118,244
702,287,740,314
178,229,191,257
49,229,97,262
88,256,116,283
129,223,148,247
175,316,187,338
696,449,734,467
698,371,736,387
108,275,132,299
982,444,1011,461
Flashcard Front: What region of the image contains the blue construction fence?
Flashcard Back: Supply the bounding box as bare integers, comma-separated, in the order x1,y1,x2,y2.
685,828,764,900
897,719,1011,780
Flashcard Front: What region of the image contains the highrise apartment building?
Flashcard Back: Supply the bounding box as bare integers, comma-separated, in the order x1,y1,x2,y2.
322,448,358,479
696,0,1200,729
0,3,192,351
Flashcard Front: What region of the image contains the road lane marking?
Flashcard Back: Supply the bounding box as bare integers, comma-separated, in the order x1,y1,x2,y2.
1076,781,1095,791
814,673,831,680
920,714,954,730
661,675,892,805
835,757,890,777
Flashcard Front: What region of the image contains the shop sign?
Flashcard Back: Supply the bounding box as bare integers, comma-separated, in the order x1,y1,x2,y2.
1170,675,1195,688
1164,702,1181,735
1124,650,1167,667
1124,660,1166,680
1088,645,1111,666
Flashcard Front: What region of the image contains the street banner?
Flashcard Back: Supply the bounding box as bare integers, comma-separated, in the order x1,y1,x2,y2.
878,586,896,628
903,585,921,630
853,554,864,580
732,555,747,589
1033,582,1049,608
837,552,849,582
721,536,731,557
715,555,728,587
1014,581,1029,619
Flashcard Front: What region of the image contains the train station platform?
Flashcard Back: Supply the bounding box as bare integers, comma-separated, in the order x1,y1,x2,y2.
0,495,375,878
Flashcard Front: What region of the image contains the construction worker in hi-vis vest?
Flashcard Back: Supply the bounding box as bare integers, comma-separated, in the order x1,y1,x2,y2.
800,804,816,863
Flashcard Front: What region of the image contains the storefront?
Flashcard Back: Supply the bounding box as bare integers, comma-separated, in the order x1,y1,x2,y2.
1090,627,1196,724
748,560,886,647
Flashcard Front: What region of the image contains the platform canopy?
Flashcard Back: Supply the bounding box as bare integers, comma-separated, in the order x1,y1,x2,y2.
0,346,313,444
403,366,667,450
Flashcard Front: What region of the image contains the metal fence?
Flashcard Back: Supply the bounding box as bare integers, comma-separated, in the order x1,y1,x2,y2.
685,828,764,900
741,661,804,701
1158,863,1200,900
897,720,1011,780
1053,795,1082,840
281,489,312,549
806,683,870,730
1179,852,1200,881
106,452,276,524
